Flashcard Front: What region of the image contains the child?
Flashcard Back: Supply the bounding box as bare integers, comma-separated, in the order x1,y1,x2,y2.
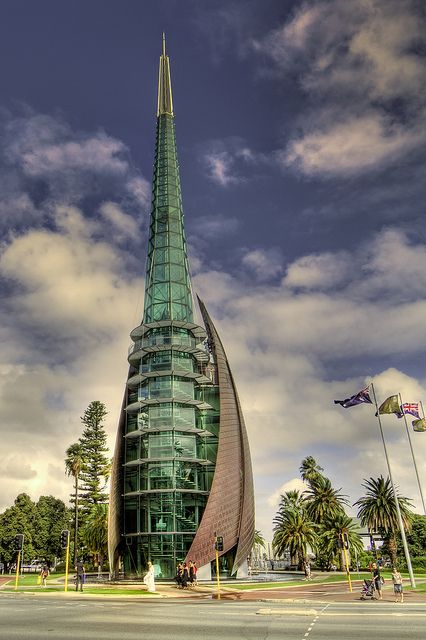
391,567,403,603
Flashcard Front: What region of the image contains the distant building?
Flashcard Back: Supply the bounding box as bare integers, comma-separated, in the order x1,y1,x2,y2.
108,36,254,579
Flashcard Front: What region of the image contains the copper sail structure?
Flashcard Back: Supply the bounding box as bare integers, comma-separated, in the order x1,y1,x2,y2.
108,37,254,579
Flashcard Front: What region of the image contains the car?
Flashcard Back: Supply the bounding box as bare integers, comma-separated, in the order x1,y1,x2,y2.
21,560,44,573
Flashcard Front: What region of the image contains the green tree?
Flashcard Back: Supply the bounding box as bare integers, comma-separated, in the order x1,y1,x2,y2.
303,476,349,524
65,442,84,564
253,529,266,548
398,514,426,570
277,490,304,513
300,456,324,486
273,509,317,567
318,512,363,570
272,490,305,565
78,401,110,510
33,496,68,565
354,476,413,565
0,494,37,568
81,503,108,574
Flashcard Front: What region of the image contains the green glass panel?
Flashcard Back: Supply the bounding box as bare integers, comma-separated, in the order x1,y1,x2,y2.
125,438,139,462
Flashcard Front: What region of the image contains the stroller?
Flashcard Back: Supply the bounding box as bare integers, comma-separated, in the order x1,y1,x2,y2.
360,579,377,600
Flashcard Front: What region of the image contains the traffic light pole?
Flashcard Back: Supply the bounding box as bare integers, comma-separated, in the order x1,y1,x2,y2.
14,550,21,591
64,536,70,592
215,548,221,600
341,532,352,593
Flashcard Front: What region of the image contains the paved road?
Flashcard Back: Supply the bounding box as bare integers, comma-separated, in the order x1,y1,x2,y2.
0,594,425,640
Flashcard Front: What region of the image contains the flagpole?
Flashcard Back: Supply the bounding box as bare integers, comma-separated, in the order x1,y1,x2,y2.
371,383,416,588
399,394,426,515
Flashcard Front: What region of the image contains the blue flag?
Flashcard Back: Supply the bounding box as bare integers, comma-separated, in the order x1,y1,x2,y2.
334,386,372,408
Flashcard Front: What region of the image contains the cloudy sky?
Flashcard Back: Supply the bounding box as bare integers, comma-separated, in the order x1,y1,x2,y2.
0,0,425,541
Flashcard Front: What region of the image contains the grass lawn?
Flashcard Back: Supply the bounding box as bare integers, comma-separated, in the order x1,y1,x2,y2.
228,571,426,591
1,573,157,595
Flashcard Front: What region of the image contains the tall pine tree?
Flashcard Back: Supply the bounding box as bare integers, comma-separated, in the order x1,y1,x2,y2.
78,401,110,511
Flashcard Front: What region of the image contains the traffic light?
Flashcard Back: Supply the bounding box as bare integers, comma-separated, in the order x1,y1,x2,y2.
343,533,349,550
60,529,70,549
13,534,24,551
215,536,224,552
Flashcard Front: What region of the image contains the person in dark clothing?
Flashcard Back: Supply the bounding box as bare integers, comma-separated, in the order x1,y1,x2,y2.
181,562,189,589
175,563,183,588
188,561,195,587
75,560,85,592
372,562,382,599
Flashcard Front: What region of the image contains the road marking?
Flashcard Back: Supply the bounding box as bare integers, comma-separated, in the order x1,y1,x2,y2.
257,608,318,616
321,612,426,617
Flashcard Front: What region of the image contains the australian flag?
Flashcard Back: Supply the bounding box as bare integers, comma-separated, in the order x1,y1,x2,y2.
334,385,372,408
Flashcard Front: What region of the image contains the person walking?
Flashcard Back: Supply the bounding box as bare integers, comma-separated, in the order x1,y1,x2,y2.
40,565,49,587
188,561,195,587
392,567,404,603
371,562,383,600
181,562,189,589
143,561,156,593
175,563,183,588
75,560,85,592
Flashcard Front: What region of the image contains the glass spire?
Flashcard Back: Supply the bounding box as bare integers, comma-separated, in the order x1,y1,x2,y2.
143,34,193,324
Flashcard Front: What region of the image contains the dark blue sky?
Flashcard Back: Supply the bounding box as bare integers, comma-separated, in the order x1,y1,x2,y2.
0,0,425,537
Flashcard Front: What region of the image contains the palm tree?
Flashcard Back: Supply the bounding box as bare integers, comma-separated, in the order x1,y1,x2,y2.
81,503,108,576
277,490,304,513
303,476,349,524
253,529,266,549
319,512,363,570
300,456,324,486
65,443,84,565
248,529,266,571
273,509,318,568
354,476,413,565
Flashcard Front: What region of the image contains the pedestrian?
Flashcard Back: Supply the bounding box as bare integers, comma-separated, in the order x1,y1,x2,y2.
181,562,189,589
175,563,183,588
371,562,383,600
40,565,49,587
75,559,85,592
304,560,311,580
192,560,198,586
188,560,194,587
392,567,404,603
143,561,156,593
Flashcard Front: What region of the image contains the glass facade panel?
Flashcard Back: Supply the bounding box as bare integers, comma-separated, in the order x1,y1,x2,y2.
125,438,139,463
124,497,138,534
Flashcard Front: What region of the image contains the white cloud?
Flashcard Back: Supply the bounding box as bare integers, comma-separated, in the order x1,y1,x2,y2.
282,113,421,176
99,201,139,238
126,176,151,208
267,478,307,508
360,228,426,300
21,136,128,177
0,224,141,339
283,251,350,289
0,108,148,231
204,149,241,186
255,0,426,177
201,138,269,186
242,248,284,281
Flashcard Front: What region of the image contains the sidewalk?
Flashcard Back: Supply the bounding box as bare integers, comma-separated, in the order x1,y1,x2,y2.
2,576,426,605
